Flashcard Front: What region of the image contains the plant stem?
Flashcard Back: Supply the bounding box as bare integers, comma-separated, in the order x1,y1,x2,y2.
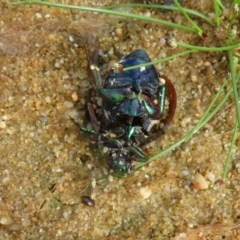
173,0,203,35
105,3,214,26
177,41,240,51
227,50,240,128
213,0,225,26
221,121,239,179
8,0,197,33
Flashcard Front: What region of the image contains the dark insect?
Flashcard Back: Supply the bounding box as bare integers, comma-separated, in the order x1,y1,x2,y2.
71,36,177,174
81,196,95,207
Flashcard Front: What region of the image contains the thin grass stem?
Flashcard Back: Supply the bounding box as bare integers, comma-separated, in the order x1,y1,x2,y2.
177,41,240,51
227,50,240,128
8,0,198,33
221,121,239,179
213,0,225,26
173,0,202,35
105,3,214,26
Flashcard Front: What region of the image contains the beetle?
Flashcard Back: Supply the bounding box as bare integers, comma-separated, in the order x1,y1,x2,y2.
89,49,177,144
71,36,176,173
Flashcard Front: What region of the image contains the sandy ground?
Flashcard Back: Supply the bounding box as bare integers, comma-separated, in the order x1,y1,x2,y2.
0,0,240,239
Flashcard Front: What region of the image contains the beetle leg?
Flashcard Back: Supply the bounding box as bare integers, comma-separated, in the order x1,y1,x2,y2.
129,145,147,162
158,85,167,117
70,100,100,134
80,34,99,87
70,116,97,135
141,94,161,118
89,65,103,90
139,128,166,147
139,116,165,146
87,102,101,132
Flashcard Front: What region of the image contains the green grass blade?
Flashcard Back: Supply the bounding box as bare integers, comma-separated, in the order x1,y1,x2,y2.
221,121,239,179
105,3,214,26
8,0,197,33
177,41,240,51
213,0,225,26
173,0,203,35
227,50,240,128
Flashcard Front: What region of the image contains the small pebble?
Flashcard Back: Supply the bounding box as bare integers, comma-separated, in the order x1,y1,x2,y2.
181,170,189,177
206,171,216,183
44,13,51,19
96,97,102,107
102,147,108,153
0,121,6,128
68,35,74,42
71,92,78,102
168,38,177,48
139,186,152,199
35,12,42,19
190,75,197,82
45,96,51,103
54,62,61,69
115,28,123,37
91,178,96,188
192,173,209,190
87,164,93,170
108,175,114,182
63,211,71,219
63,101,74,108
0,215,13,225
159,37,166,45
2,115,8,121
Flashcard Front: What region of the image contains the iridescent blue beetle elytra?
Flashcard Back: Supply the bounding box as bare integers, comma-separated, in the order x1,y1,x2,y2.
88,49,176,139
